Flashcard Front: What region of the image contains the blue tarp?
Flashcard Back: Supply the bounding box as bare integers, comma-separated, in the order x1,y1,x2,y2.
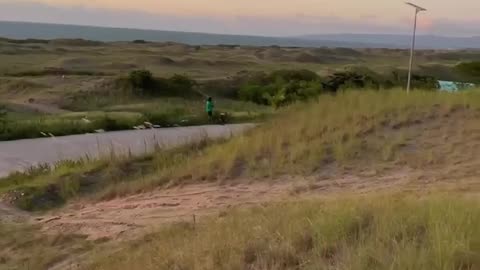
438,80,476,92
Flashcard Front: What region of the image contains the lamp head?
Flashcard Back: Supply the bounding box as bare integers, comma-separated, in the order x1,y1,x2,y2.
406,2,427,12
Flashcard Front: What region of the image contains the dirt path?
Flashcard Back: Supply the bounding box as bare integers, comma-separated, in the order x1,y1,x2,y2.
37,181,293,240
36,160,480,243
36,168,421,241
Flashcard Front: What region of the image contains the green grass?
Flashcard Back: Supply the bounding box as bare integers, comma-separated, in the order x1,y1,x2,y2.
0,98,269,141
85,195,479,270
118,89,480,197
101,89,479,195
0,139,212,211
1,89,479,210
1,89,479,269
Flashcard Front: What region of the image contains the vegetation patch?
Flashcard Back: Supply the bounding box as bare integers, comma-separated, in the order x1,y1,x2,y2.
0,222,91,269
2,90,479,208
456,61,480,82
85,196,480,270
4,67,112,77
0,139,213,210
238,69,438,107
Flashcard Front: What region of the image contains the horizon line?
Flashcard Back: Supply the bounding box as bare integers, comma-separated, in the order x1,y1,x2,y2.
1,20,478,39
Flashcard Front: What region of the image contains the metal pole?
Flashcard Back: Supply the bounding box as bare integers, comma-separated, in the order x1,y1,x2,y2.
406,9,418,93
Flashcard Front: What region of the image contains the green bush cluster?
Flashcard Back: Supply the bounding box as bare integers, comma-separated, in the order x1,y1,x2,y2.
238,68,439,107
125,70,198,97
456,61,480,80
238,69,324,108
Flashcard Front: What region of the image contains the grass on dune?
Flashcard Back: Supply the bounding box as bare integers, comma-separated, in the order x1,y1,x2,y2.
1,89,479,210
104,89,480,194
0,140,212,211
86,195,480,270
0,222,91,270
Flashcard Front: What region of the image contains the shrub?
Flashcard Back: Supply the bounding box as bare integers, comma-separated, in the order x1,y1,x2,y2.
409,74,439,90
128,70,155,92
456,61,480,80
269,69,319,82
132,40,148,44
0,105,7,132
238,70,324,107
126,70,198,97
322,71,384,91
167,74,196,96
239,84,276,106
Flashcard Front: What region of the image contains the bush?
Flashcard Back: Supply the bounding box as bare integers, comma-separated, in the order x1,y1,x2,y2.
126,70,198,97
323,71,383,91
128,70,155,92
238,70,324,107
269,69,319,82
456,62,480,80
167,74,196,96
132,40,148,44
0,105,7,133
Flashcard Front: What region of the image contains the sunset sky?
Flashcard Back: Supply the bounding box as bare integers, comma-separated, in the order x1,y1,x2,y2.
1,0,479,36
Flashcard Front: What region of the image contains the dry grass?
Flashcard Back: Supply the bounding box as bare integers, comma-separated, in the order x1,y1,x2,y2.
1,90,480,270
3,89,480,206
85,195,479,270
102,89,480,196
0,222,91,270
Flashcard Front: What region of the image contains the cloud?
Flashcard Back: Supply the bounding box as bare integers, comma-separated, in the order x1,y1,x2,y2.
0,1,478,37
427,18,480,37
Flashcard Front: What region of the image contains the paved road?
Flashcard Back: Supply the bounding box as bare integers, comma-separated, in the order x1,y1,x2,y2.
0,124,254,178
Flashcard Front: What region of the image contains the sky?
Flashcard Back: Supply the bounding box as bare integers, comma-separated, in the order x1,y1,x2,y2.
0,0,479,37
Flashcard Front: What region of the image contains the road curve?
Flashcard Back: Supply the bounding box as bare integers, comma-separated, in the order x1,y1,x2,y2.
0,124,254,178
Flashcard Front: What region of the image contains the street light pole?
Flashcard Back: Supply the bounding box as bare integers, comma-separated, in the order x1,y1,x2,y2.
405,2,426,93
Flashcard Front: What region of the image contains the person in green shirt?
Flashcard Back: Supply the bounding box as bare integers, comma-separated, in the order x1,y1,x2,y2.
206,97,214,119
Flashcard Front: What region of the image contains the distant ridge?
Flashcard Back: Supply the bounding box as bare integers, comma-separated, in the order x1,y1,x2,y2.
0,21,478,49
298,34,480,50
0,21,372,48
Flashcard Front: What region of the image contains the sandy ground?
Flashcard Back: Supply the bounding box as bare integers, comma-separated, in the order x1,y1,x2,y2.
0,124,254,177
36,168,422,241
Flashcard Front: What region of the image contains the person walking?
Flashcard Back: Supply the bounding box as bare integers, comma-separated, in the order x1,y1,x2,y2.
206,97,214,119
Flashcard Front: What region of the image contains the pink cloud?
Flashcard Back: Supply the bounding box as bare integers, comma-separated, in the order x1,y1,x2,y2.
418,16,434,31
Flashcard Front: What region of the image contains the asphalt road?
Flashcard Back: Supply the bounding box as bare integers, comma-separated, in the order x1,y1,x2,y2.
0,124,254,178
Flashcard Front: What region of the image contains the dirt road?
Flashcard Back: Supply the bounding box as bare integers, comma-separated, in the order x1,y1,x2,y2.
0,124,254,177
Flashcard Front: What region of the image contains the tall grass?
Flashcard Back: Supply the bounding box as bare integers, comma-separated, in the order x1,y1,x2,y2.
0,222,90,269
0,138,214,211
2,90,479,209
86,195,480,270
112,90,479,189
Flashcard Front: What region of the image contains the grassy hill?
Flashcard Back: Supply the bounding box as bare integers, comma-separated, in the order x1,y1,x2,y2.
1,90,479,269
1,26,480,270
2,37,478,140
